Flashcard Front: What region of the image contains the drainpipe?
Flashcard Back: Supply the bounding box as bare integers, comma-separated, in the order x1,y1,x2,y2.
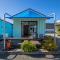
48,13,56,44
3,13,12,50
3,13,6,50
53,13,56,44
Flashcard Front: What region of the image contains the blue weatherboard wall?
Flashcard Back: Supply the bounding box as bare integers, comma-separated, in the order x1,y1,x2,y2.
13,18,45,38
0,19,13,37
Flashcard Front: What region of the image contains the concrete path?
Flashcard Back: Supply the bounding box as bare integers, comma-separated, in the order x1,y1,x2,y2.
0,54,60,60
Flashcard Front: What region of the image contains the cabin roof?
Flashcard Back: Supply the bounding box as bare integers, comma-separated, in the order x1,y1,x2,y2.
6,8,53,19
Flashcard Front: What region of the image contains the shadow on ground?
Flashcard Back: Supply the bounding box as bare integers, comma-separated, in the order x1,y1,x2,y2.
26,54,45,58
0,52,17,60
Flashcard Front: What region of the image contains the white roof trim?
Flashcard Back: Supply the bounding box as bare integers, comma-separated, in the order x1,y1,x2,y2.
0,18,13,24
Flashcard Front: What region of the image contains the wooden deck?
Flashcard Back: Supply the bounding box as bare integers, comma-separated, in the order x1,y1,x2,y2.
1,37,41,41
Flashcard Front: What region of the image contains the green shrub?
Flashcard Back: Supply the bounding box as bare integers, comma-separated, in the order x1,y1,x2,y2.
41,36,57,51
44,36,53,40
21,40,37,52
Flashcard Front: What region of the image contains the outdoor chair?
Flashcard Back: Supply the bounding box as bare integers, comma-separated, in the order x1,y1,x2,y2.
6,40,12,50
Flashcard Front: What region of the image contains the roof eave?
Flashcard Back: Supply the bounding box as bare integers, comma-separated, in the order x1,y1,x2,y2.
6,17,53,19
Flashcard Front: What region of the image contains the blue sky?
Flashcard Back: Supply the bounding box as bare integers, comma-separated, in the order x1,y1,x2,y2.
0,0,60,23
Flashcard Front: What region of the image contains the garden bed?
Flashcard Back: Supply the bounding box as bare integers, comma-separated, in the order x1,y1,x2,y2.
0,35,58,55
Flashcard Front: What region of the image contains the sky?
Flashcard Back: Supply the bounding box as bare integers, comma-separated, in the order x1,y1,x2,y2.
0,0,60,23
